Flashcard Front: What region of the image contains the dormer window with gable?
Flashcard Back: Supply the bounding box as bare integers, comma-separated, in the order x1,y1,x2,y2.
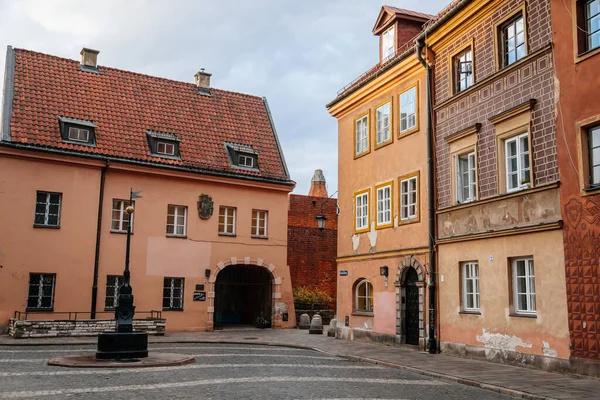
59,117,97,146
146,130,181,159
382,25,395,60
225,143,260,171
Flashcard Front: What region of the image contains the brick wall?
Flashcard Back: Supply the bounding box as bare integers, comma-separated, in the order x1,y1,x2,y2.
8,318,166,338
287,194,338,309
434,0,557,208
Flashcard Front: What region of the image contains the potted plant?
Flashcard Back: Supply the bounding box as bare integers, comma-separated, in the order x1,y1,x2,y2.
256,315,271,329
521,177,531,189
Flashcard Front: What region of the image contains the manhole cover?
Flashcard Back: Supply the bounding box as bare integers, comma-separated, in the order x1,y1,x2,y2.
243,337,259,340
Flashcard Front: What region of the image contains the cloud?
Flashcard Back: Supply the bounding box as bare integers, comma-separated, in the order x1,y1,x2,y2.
0,0,449,194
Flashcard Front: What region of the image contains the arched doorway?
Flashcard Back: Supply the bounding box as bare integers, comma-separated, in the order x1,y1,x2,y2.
213,265,272,329
404,267,420,345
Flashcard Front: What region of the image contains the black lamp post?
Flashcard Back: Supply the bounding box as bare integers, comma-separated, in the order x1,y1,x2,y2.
96,188,148,360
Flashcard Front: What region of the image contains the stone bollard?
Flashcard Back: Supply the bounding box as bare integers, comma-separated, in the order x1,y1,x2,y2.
298,314,311,330
309,315,323,334
327,318,337,337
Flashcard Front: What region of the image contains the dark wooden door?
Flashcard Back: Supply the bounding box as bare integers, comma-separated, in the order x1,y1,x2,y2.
405,268,420,345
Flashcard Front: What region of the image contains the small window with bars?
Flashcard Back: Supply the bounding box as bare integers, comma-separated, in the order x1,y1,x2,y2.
105,275,124,310
27,273,56,310
34,191,62,227
163,277,184,310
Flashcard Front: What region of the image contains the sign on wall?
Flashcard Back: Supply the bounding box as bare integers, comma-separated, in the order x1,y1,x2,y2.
340,270,348,276
193,292,206,301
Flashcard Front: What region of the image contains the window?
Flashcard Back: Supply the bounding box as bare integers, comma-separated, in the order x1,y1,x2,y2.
68,127,90,142
375,101,391,146
34,191,61,227
157,141,175,156
589,125,600,186
399,86,417,134
457,152,477,203
219,206,236,235
251,210,268,238
500,14,526,67
382,25,395,60
462,262,480,311
111,199,133,233
355,113,369,156
163,277,184,310
512,258,536,315
376,183,392,228
580,0,600,53
355,190,369,232
27,273,55,309
104,275,124,310
505,133,530,192
166,205,187,237
355,279,374,313
239,154,254,168
453,48,473,93
400,175,418,221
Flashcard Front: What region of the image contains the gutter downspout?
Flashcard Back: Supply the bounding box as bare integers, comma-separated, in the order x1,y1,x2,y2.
416,38,438,354
91,160,109,319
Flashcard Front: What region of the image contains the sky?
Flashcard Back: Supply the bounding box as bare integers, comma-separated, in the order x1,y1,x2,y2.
0,0,448,195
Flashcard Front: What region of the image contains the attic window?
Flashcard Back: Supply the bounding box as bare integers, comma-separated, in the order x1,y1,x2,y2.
225,143,260,171
146,130,181,159
382,25,395,61
59,117,97,146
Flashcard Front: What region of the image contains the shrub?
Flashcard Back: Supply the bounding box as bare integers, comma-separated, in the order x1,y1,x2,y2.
293,286,334,310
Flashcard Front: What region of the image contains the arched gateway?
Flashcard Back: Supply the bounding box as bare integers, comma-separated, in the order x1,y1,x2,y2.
206,257,283,331
395,255,427,347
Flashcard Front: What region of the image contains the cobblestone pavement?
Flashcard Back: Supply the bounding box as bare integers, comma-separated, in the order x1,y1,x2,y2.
0,343,518,399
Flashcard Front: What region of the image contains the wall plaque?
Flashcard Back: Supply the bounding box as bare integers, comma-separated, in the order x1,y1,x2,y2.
193,292,206,301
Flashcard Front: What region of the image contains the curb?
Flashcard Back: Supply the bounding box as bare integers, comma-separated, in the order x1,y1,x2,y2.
0,337,562,399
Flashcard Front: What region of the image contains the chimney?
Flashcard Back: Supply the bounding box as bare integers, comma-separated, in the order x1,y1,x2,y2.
80,48,99,68
308,169,328,197
194,69,212,95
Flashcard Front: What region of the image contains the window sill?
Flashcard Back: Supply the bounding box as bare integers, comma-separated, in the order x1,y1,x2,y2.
509,313,536,318
354,149,371,160
576,46,600,64
459,310,481,315
354,228,370,234
582,185,600,196
166,234,187,239
104,308,116,312
218,233,237,237
111,230,133,235
398,127,419,140
374,139,393,151
399,217,420,226
352,312,374,317
375,223,393,230
162,308,184,312
33,224,60,229
251,235,268,240
25,308,54,312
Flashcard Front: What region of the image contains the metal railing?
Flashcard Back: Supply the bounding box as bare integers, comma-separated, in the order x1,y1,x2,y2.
13,310,162,321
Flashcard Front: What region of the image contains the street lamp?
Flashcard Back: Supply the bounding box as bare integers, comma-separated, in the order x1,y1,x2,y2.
316,214,327,230
96,188,148,360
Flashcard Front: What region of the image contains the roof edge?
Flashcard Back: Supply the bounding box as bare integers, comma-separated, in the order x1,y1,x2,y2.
1,45,15,142
262,97,291,181
418,0,473,42
0,141,296,188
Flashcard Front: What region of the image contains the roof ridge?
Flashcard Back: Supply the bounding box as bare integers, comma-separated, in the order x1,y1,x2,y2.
12,47,264,101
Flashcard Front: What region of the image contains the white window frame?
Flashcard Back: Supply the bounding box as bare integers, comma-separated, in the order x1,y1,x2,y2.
376,184,392,227
27,273,56,309
157,141,175,156
455,48,473,93
163,277,184,310
355,191,369,232
111,199,134,233
399,86,417,134
166,205,187,237
251,210,268,238
238,154,254,168
502,14,526,67
400,176,418,221
355,114,369,156
505,132,530,192
462,262,480,311
457,151,477,203
512,258,536,315
105,275,124,310
589,125,600,186
375,102,391,145
34,191,61,227
382,26,395,60
67,127,90,142
219,206,237,235
355,279,374,312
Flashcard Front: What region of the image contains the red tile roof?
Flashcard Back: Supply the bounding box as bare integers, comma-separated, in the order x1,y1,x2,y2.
381,6,434,22
6,48,291,184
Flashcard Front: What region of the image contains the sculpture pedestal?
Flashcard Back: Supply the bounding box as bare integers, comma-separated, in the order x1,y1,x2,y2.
96,331,148,360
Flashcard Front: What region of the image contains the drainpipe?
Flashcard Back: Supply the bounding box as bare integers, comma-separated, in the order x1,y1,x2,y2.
416,39,437,354
90,160,110,319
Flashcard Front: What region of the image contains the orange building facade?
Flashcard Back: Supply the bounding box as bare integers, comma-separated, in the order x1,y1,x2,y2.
0,47,296,333
328,7,433,349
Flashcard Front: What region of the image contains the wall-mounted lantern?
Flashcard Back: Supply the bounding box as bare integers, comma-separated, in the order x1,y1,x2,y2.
316,214,327,231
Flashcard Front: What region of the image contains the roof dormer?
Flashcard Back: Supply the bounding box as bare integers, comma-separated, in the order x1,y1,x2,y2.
372,6,433,63
59,116,97,146
146,130,182,160
225,142,260,172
